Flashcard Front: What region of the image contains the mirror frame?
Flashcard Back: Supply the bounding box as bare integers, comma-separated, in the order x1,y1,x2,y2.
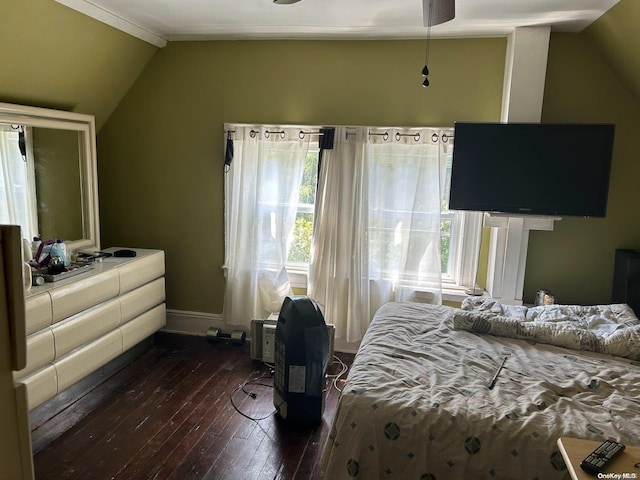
0,102,100,251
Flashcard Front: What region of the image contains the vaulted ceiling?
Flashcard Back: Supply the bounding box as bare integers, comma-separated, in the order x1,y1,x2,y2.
56,0,620,46
53,0,640,105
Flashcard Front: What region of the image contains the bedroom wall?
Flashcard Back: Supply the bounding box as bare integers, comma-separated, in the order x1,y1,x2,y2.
525,33,640,305
96,39,507,314
0,0,157,129
583,0,640,107
3,0,636,317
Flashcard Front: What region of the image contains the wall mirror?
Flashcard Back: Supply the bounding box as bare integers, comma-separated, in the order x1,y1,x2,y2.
0,102,100,252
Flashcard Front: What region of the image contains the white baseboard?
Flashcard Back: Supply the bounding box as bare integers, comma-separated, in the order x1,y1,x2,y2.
163,309,227,337
334,337,360,355
163,309,361,354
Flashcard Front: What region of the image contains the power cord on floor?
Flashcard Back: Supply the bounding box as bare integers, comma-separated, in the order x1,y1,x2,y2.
326,354,349,393
230,354,350,421
230,374,278,422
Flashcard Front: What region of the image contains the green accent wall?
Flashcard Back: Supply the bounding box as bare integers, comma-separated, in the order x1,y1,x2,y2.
584,0,640,106
3,0,638,314
0,0,157,129
526,32,640,305
97,39,507,313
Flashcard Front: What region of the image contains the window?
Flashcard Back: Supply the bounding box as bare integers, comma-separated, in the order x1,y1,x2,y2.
224,123,480,315
440,213,460,278
440,145,461,280
224,124,485,335
287,148,319,268
285,141,473,292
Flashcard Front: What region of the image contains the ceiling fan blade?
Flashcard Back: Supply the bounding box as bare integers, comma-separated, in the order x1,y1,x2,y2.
423,0,455,26
273,0,303,4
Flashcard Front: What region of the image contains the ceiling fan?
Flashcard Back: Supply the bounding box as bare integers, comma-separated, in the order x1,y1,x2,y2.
423,0,455,27
273,0,454,25
421,0,455,86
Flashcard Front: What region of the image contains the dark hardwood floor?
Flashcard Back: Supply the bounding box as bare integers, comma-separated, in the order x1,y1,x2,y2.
32,332,352,480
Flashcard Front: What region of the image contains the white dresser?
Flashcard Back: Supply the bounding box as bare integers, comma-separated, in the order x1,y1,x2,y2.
14,247,166,410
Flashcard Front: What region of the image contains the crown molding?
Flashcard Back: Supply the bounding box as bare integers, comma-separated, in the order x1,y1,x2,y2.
55,0,167,48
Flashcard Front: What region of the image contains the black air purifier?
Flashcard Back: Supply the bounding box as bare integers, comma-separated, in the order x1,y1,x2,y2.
273,296,329,426
612,249,640,317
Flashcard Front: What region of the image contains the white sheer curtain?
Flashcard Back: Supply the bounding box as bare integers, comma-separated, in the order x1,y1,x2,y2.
308,127,366,342
309,127,449,343
0,124,38,241
223,125,311,328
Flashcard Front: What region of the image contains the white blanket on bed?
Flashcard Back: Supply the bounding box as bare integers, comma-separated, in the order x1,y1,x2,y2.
321,302,640,480
454,297,640,360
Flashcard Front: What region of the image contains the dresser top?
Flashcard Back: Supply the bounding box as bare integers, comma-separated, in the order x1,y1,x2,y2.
26,247,163,298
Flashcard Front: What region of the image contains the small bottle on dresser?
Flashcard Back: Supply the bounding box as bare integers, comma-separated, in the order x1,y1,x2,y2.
55,238,70,266
31,236,42,260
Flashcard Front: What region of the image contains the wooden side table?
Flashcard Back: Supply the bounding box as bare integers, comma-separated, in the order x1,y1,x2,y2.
557,437,640,480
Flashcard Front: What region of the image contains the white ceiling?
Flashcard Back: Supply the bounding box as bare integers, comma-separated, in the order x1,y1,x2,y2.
55,0,620,48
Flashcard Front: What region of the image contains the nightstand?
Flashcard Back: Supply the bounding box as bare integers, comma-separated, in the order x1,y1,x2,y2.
557,437,640,480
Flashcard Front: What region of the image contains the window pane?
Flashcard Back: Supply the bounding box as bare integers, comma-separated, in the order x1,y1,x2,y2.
440,147,457,275
287,149,319,265
289,212,314,263
441,218,452,273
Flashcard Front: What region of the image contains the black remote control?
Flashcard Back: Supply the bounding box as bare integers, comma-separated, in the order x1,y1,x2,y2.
580,439,626,474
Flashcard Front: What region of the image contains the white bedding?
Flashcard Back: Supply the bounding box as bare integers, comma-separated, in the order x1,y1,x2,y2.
321,302,640,480
455,297,640,360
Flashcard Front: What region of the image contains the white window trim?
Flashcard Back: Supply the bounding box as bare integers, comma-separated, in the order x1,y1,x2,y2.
452,211,484,289
286,267,309,290
484,213,560,304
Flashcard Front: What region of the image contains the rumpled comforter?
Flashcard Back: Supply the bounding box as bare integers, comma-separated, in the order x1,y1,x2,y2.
321,301,640,480
454,297,640,360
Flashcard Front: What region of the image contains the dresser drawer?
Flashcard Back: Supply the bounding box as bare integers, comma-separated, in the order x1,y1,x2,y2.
25,291,52,335
17,365,58,411
121,304,166,351
55,329,123,392
50,269,119,323
120,277,165,324
52,299,121,359
16,328,55,379
118,251,165,295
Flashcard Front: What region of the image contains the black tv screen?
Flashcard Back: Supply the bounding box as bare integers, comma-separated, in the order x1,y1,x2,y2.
448,122,615,217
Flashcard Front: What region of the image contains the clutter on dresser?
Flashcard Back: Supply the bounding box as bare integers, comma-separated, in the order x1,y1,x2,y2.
27,237,94,283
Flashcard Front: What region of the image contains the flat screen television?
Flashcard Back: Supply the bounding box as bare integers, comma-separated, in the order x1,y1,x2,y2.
448,122,615,217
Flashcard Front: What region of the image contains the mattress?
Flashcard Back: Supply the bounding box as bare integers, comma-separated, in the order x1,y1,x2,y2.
321,302,640,480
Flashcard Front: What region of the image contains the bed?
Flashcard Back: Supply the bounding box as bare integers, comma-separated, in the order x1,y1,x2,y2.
321,300,640,480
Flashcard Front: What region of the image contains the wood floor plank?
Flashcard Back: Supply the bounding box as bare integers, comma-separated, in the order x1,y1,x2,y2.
33,353,190,478
124,352,251,479
30,345,169,453
76,358,228,479
115,372,225,478
46,359,194,477
32,332,354,480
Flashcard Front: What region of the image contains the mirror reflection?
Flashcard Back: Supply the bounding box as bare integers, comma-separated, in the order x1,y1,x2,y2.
0,124,83,243
32,127,83,242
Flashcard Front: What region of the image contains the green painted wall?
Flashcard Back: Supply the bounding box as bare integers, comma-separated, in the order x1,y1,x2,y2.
4,0,636,313
525,33,640,305
584,0,640,106
0,0,157,129
97,39,507,313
